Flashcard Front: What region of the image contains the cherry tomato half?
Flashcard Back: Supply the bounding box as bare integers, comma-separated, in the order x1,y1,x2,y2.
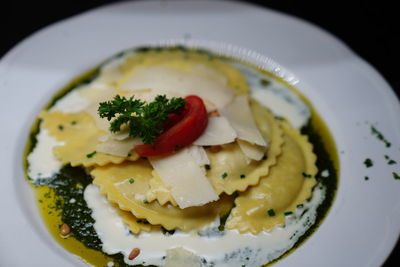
134,95,208,157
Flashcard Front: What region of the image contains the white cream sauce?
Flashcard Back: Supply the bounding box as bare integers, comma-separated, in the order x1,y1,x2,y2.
85,183,325,267
232,62,310,129
27,128,64,181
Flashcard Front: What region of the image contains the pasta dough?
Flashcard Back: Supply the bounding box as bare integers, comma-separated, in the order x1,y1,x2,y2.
226,124,318,234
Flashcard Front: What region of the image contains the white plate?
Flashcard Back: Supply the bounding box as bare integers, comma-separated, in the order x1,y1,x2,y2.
1,1,399,266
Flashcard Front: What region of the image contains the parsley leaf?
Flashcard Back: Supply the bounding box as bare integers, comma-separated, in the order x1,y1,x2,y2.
98,95,186,144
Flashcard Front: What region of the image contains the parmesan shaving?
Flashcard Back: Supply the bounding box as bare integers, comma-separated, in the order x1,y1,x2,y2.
221,95,267,147
149,147,218,209
96,138,141,157
120,65,234,108
237,139,266,161
193,116,237,146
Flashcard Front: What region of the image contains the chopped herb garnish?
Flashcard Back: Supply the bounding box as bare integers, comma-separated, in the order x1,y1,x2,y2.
58,125,64,131
364,158,373,168
260,79,270,86
284,211,293,216
71,121,77,125
267,209,276,216
98,94,186,144
240,174,246,179
127,153,132,157
143,200,149,204
393,172,400,180
86,151,97,158
371,126,391,147
128,179,135,184
384,155,397,165
221,172,228,179
296,204,304,209
364,176,369,181
302,172,313,178
262,155,267,160
205,164,211,171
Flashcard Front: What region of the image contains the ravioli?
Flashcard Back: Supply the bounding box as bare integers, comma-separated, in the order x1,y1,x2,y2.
91,160,234,232
40,111,138,167
206,100,284,195
226,124,318,234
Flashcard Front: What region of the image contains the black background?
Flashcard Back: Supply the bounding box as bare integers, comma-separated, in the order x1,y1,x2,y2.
1,0,399,266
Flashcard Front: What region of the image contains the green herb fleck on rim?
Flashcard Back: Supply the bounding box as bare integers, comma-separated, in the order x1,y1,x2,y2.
267,209,276,217
363,158,373,168
221,172,228,179
364,176,369,181
260,79,270,86
86,151,97,158
128,179,135,184
371,126,391,147
393,172,400,180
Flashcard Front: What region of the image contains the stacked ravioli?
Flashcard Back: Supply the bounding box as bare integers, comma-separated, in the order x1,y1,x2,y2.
40,49,317,235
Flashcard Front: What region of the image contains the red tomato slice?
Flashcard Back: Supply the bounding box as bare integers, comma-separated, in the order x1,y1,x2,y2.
135,95,208,157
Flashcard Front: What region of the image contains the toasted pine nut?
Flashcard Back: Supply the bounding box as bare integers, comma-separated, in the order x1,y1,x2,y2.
208,145,222,153
128,248,140,260
208,110,220,117
60,223,71,237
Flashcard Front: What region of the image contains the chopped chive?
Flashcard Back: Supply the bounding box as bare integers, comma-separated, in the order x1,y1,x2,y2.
127,153,132,157
267,209,276,216
71,121,77,125
296,204,304,209
302,172,313,178
393,172,400,180
363,158,373,168
86,151,97,158
284,211,293,216
240,174,246,179
205,164,211,171
364,176,369,181
58,125,64,131
128,179,135,184
143,200,149,204
388,160,397,165
221,172,228,179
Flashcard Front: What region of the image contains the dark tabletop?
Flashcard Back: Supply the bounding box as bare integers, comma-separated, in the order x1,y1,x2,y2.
1,1,399,266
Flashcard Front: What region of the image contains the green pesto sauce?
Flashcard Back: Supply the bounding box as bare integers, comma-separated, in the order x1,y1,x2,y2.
24,46,339,267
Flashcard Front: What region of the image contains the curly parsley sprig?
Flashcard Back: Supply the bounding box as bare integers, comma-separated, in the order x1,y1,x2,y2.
98,95,186,144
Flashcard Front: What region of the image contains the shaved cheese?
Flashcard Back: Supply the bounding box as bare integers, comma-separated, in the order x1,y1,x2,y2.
187,145,210,167
194,116,237,146
237,139,266,161
221,95,267,147
50,90,90,113
120,65,234,109
165,247,203,267
149,147,218,209
96,137,141,157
